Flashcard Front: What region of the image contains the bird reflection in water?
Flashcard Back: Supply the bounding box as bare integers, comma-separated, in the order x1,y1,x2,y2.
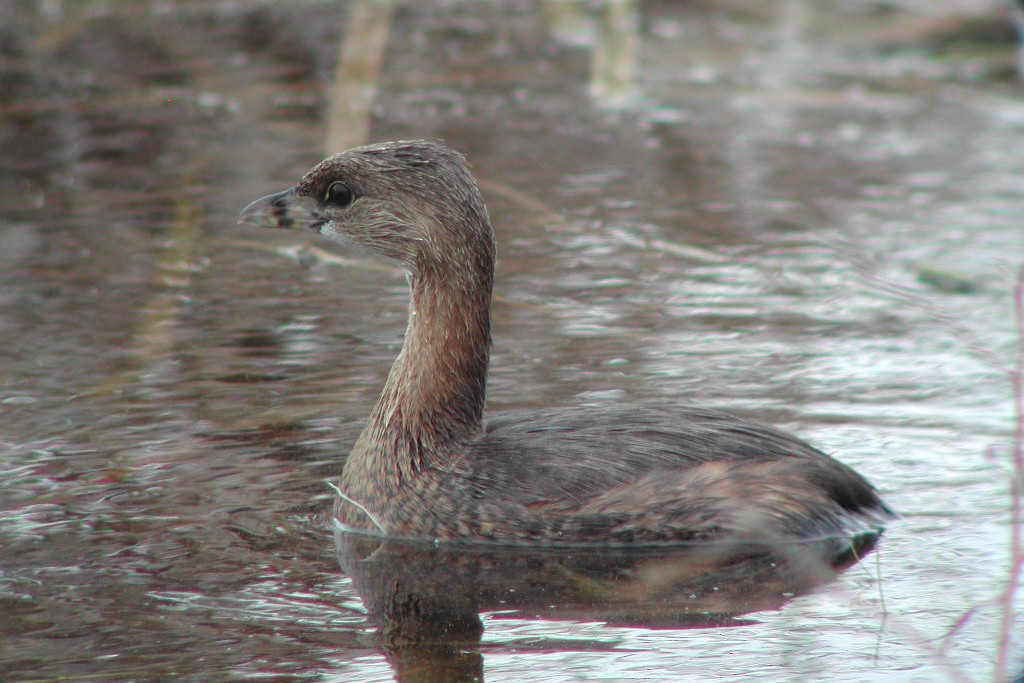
336,527,881,683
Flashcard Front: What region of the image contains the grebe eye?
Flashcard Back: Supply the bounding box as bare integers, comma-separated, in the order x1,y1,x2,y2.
325,181,354,207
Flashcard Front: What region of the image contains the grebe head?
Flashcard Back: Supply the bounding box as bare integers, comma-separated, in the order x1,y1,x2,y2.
238,139,494,279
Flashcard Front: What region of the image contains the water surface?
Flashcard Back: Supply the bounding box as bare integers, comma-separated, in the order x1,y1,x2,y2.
1,1,1022,681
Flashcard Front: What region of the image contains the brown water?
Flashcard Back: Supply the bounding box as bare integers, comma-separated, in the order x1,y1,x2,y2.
1,1,1022,681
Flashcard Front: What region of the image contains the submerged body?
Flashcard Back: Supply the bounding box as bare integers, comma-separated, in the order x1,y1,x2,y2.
240,139,893,548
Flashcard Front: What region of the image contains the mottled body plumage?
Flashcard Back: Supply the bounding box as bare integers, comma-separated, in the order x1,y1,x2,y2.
239,139,893,548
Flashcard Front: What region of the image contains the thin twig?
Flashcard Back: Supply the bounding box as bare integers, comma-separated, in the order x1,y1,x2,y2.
995,264,1024,683
821,579,972,683
325,481,387,535
938,600,992,657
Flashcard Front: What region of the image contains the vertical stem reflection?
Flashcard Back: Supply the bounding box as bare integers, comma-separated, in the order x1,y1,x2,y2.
325,0,397,155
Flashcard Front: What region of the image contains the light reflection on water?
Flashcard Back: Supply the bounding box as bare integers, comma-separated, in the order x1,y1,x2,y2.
1,0,1022,681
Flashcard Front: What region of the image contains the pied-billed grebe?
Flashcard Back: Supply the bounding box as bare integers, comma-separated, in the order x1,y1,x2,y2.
239,139,893,546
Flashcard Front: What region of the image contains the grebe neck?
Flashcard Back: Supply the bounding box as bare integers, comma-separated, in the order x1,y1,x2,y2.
347,258,493,483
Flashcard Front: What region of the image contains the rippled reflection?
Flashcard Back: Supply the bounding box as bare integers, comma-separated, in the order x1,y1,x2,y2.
337,528,881,681
1,0,1020,680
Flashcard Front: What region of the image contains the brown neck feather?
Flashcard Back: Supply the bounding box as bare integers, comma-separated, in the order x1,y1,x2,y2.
344,251,493,486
